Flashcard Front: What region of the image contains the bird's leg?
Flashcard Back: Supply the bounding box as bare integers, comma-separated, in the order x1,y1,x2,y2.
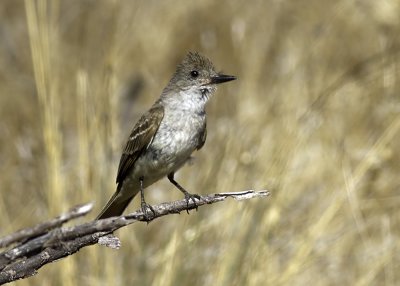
167,173,201,213
139,176,156,221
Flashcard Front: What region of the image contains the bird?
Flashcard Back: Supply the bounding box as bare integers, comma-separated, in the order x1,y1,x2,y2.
96,52,236,220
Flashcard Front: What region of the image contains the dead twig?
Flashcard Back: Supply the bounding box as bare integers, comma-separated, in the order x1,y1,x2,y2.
0,190,269,284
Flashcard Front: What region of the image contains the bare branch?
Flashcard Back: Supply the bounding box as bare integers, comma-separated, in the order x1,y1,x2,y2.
0,190,269,284
0,203,93,249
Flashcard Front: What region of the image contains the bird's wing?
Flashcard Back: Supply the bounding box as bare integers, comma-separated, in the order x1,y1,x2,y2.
196,120,207,150
116,104,164,184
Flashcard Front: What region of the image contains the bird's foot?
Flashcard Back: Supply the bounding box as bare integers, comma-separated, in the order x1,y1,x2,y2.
141,202,156,222
183,191,201,214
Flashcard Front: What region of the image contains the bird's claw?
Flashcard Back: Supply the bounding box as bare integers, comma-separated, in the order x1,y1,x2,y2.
141,202,156,222
184,192,201,214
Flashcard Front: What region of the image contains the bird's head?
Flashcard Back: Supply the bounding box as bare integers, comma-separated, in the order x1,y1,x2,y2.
163,52,236,103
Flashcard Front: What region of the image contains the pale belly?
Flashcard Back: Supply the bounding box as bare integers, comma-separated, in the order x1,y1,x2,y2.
127,115,204,188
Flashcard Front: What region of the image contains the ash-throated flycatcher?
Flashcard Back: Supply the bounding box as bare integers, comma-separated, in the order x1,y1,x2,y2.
97,52,236,219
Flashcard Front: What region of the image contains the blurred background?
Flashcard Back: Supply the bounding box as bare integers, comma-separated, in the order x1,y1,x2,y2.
1,0,400,285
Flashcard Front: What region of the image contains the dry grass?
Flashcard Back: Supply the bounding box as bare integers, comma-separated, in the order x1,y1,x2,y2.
1,0,400,285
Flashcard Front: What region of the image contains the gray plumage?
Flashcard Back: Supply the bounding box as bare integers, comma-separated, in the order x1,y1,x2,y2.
97,52,236,219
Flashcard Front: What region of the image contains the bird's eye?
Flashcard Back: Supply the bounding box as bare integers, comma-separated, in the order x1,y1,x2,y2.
190,70,199,78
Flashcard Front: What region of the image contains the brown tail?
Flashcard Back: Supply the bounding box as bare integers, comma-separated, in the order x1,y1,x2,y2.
96,185,137,219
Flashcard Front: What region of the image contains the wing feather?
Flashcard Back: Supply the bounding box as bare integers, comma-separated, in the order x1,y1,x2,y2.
116,104,164,184
196,120,207,150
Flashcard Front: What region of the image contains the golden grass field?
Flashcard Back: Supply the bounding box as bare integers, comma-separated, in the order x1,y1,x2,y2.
1,0,400,285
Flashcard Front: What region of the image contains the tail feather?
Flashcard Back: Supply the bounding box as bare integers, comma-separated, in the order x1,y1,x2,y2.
96,185,137,219
96,196,134,220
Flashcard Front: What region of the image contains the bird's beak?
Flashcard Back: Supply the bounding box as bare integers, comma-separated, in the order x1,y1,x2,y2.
210,74,237,84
